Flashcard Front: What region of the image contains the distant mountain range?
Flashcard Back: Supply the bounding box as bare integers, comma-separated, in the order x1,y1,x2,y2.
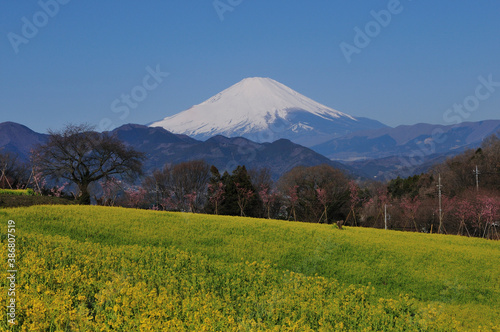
1,77,498,180
112,124,352,180
150,77,387,147
0,122,350,180
313,120,500,161
2,120,498,181
317,120,500,179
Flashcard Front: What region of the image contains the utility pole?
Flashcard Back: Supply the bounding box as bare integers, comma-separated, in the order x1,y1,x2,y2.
384,204,392,230
384,204,387,230
473,165,480,192
437,174,443,234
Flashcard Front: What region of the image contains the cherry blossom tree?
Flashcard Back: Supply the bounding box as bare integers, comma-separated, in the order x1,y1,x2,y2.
479,195,499,238
377,188,389,208
316,187,328,223
468,195,489,237
361,187,391,228
376,187,390,227
100,177,122,206
346,181,361,226
160,196,176,211
235,182,254,217
453,198,474,236
27,153,46,194
400,196,421,232
125,187,147,208
287,185,299,221
184,191,197,213
50,182,69,198
208,182,225,215
260,185,278,219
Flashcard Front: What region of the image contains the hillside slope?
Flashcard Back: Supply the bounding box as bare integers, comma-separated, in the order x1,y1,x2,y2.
2,205,499,330
0,122,48,160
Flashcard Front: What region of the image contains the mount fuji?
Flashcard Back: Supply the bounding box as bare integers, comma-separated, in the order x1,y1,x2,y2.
150,77,387,146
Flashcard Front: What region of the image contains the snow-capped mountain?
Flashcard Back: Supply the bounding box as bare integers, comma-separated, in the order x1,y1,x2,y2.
150,77,387,146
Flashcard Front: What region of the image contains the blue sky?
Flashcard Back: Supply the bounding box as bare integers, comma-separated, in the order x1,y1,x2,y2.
1,0,499,133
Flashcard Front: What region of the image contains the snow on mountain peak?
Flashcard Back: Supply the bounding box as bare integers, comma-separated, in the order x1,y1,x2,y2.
211,77,351,119
150,77,383,145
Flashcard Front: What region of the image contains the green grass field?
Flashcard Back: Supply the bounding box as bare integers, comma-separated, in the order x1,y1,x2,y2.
0,189,35,196
1,205,499,331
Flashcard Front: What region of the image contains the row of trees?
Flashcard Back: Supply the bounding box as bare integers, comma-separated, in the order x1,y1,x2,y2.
132,162,354,223
128,133,500,238
359,135,500,238
1,124,499,239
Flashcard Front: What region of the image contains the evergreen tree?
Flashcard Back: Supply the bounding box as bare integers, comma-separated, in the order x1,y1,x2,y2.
220,170,239,216
206,166,225,214
219,166,262,217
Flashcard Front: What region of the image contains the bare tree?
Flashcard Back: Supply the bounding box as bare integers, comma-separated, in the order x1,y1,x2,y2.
0,151,29,189
143,160,210,211
142,166,173,208
170,160,210,212
33,124,145,204
278,164,349,223
248,167,272,191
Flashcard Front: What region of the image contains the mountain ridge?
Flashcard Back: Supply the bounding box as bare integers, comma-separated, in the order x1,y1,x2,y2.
2,120,499,180
0,121,48,160
0,121,350,180
322,120,500,179
313,119,500,161
110,124,352,180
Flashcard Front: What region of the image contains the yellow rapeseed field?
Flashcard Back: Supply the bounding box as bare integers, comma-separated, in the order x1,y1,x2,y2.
0,205,499,331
